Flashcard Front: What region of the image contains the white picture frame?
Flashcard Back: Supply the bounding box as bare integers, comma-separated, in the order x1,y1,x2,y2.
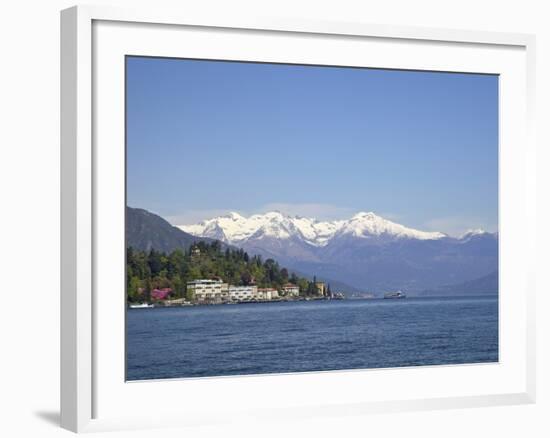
60,4,536,433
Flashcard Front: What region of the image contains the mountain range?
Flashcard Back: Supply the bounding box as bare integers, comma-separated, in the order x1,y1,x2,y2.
180,211,447,246
179,211,498,293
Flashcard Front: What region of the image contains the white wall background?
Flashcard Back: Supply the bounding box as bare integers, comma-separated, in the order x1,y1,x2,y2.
0,1,547,437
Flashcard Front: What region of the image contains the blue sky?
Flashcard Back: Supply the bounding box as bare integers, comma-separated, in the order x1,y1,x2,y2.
126,56,498,236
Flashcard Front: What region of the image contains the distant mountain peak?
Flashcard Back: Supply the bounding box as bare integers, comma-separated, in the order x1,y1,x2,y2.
458,228,498,243
351,211,378,220
461,228,486,238
338,212,446,241
222,211,245,220
263,210,286,219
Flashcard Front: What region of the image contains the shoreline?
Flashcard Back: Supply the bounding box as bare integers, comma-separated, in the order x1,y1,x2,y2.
128,295,346,309
127,294,498,309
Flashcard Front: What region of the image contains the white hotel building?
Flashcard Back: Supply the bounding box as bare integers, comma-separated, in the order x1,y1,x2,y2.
282,284,300,297
188,280,286,303
187,279,229,303
228,285,257,301
257,288,279,300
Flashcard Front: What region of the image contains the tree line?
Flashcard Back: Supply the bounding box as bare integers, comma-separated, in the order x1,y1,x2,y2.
126,241,322,302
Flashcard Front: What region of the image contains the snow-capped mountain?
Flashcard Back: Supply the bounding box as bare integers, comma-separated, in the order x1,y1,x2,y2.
179,210,498,293
179,211,446,247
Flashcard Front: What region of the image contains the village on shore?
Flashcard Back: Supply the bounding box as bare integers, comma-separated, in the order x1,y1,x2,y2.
131,278,346,308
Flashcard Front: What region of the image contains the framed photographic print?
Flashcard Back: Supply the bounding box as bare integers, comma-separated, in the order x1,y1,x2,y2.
61,5,536,433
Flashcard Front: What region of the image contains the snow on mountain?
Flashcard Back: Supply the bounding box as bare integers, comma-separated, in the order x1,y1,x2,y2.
178,211,447,246
461,228,486,237
460,228,488,239
334,212,446,241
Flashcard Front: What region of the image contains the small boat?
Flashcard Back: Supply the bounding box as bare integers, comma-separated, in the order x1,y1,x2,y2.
129,303,155,309
383,291,406,299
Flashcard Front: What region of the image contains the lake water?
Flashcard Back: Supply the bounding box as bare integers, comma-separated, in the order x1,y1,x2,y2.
126,296,498,381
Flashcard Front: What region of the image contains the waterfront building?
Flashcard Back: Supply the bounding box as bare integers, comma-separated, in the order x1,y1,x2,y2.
163,298,186,306
282,283,300,297
257,288,277,300
228,285,257,301
187,279,229,303
315,281,326,296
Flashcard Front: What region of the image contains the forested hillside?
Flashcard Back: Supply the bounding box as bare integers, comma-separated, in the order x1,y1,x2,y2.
126,240,317,302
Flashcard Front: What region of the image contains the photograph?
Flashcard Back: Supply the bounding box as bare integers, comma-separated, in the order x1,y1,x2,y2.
1,0,543,435
125,56,499,381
